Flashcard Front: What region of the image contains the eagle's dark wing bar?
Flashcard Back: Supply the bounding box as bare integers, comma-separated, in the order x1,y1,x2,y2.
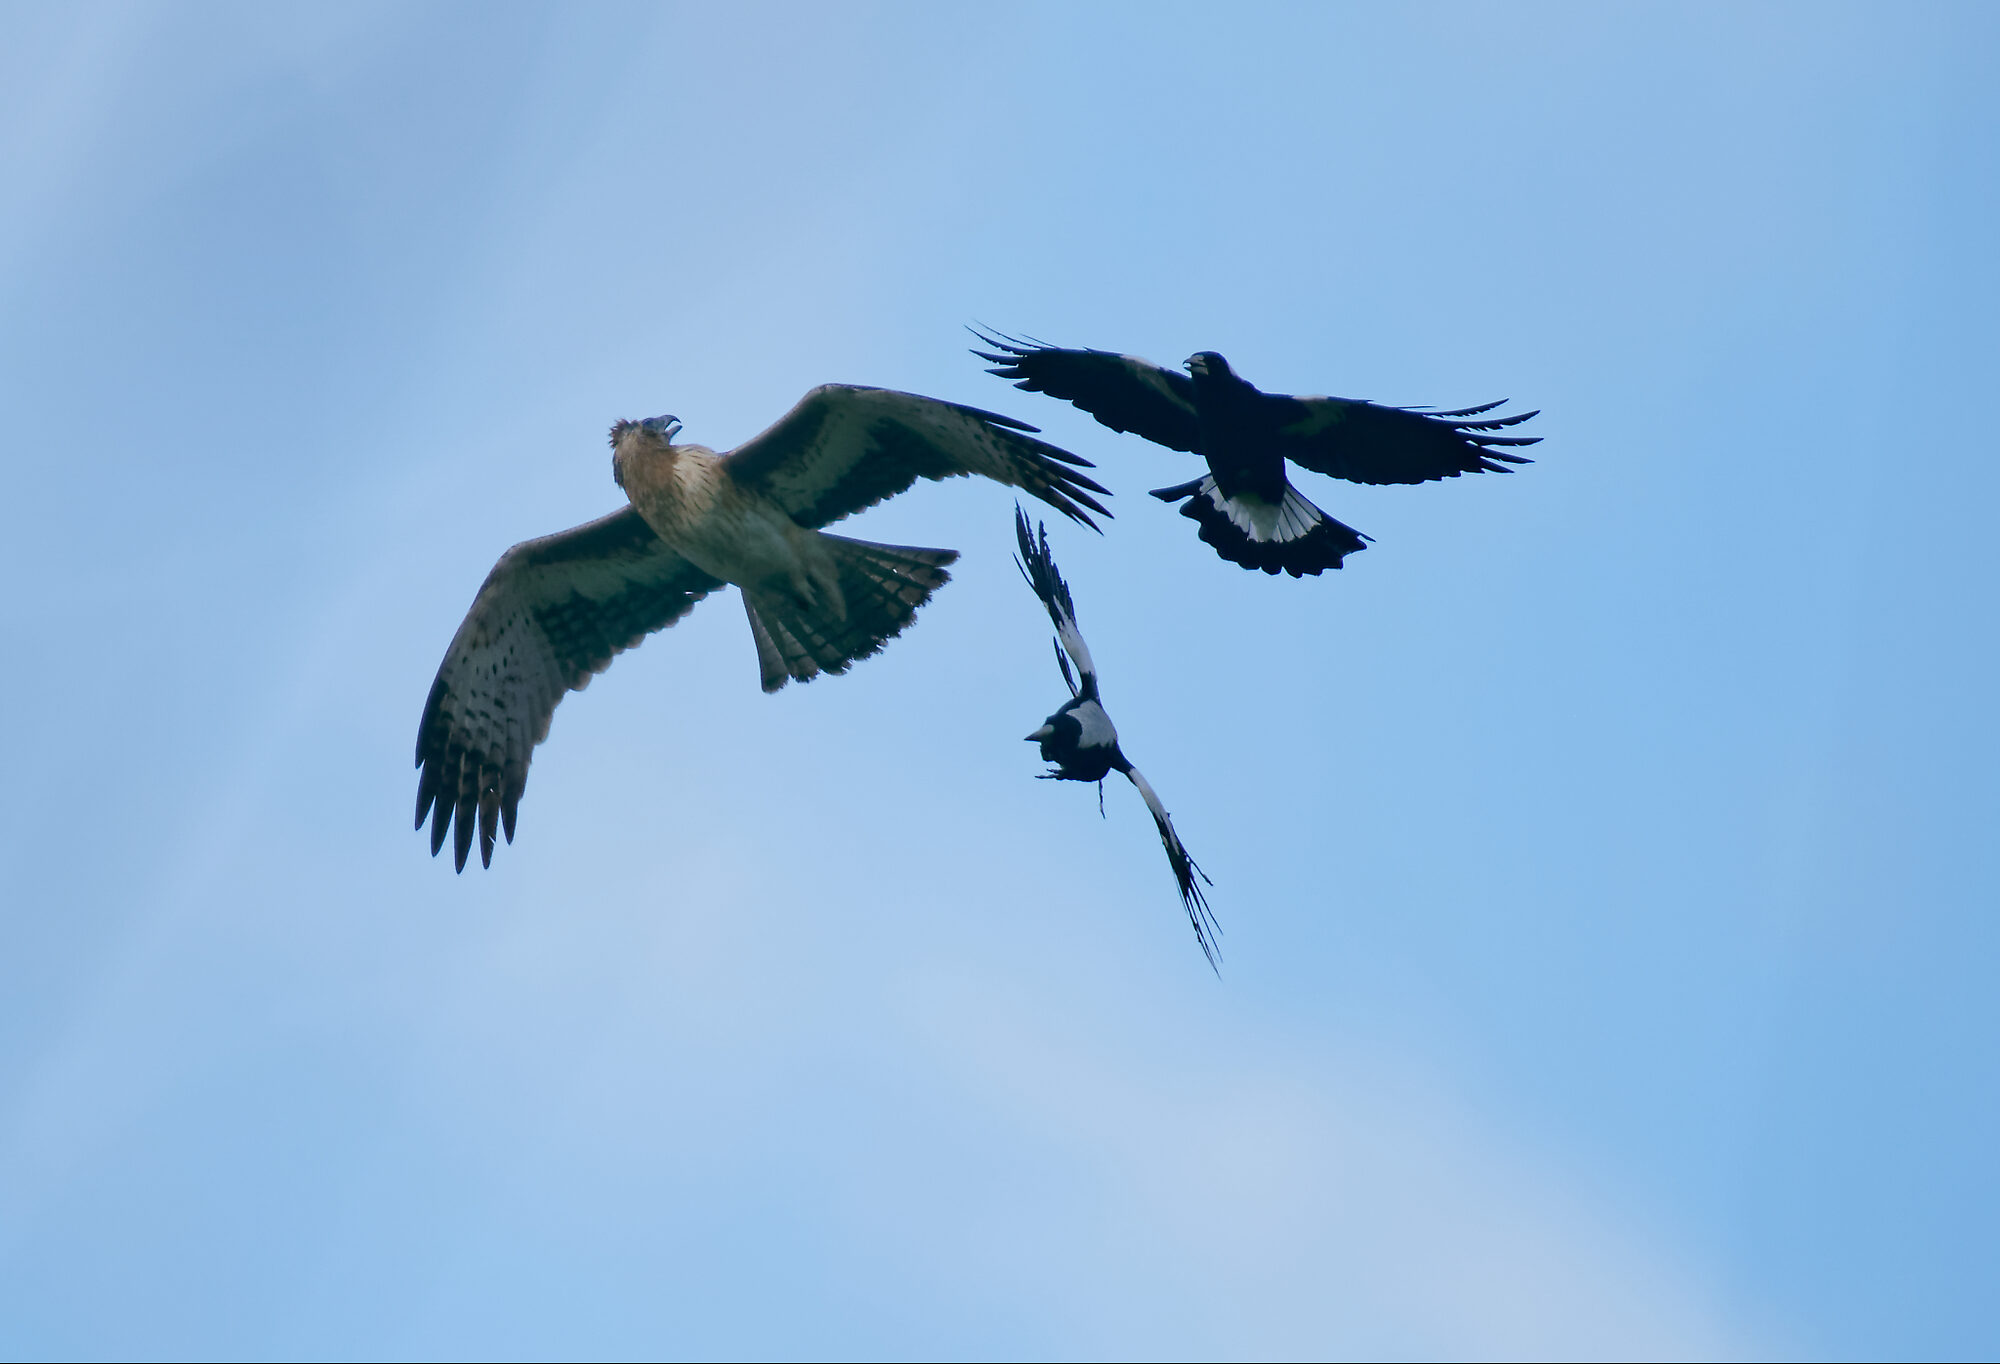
1121,763,1220,971
723,384,1109,532
1013,504,1098,701
414,507,723,871
971,329,1204,455
1271,394,1541,486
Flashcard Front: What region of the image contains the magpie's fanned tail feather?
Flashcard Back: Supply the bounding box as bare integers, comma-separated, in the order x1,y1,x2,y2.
1149,475,1369,577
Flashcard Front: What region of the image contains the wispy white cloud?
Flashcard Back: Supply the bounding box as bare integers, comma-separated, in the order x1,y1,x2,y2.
883,966,1758,1360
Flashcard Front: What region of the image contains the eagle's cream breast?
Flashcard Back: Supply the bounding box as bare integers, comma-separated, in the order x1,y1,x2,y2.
618,437,826,599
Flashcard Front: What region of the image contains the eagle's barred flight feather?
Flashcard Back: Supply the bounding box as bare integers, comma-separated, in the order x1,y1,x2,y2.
414,509,722,872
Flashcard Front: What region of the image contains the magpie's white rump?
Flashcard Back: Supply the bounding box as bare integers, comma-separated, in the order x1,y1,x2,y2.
1015,506,1218,967
974,330,1538,577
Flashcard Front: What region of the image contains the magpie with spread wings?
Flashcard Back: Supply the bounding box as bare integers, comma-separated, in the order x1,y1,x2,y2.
1015,506,1219,968
973,330,1539,578
415,385,1110,871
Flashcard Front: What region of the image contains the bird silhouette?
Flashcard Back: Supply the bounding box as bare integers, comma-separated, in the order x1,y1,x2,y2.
1015,505,1218,967
415,386,1109,871
975,330,1538,577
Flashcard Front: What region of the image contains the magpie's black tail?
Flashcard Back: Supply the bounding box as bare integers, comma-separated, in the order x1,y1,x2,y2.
1150,475,1369,577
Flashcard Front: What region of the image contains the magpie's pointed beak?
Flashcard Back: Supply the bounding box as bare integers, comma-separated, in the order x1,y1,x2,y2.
1025,724,1055,742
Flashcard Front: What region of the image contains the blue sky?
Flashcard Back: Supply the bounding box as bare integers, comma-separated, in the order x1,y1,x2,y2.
3,3,1995,1359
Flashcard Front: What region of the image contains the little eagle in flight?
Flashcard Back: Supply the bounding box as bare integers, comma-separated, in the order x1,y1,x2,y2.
973,331,1540,578
1015,506,1219,968
415,385,1109,872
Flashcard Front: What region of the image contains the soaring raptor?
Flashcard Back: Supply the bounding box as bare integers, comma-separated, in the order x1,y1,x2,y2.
415,385,1109,871
973,331,1539,578
1015,507,1218,968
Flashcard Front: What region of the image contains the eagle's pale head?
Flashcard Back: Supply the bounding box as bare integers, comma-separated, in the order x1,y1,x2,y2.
610,414,682,490
610,414,682,447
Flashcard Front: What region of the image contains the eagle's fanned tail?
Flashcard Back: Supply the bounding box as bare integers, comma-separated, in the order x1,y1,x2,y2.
742,534,958,692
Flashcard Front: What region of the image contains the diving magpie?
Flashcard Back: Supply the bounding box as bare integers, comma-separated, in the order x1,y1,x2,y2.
1014,505,1219,968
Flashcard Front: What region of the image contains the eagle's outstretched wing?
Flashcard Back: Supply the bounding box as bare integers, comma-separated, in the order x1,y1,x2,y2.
972,329,1202,454
723,384,1110,531
415,507,722,872
1014,503,1097,702
1270,395,1541,485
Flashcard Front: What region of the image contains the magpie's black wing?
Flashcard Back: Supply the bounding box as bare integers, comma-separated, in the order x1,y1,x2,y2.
974,329,1202,455
1014,504,1098,700
1121,764,1219,970
1268,394,1540,486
